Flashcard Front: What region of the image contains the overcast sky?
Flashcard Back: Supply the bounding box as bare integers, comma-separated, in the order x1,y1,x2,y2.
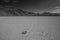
14,0,60,13
1,0,60,13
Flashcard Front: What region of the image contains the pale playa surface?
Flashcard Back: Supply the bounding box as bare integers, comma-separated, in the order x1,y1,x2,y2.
0,17,37,40
0,17,60,40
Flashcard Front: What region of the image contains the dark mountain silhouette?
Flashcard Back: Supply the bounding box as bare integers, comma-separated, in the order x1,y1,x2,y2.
40,12,60,16
0,6,60,16
0,7,37,16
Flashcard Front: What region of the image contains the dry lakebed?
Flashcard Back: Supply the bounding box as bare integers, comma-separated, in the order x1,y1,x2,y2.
0,17,60,40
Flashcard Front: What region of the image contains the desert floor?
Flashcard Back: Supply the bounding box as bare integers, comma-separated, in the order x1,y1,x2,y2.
0,17,60,40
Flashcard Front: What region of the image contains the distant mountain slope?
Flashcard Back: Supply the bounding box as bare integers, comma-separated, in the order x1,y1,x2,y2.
0,6,60,16
0,7,38,16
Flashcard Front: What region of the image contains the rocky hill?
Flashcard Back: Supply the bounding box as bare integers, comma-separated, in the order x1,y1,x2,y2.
0,6,60,16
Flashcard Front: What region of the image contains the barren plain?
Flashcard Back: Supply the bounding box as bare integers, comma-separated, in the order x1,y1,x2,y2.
0,17,60,40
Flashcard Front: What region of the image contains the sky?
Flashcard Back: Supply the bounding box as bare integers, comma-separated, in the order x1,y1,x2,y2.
1,0,60,13
14,0,59,13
